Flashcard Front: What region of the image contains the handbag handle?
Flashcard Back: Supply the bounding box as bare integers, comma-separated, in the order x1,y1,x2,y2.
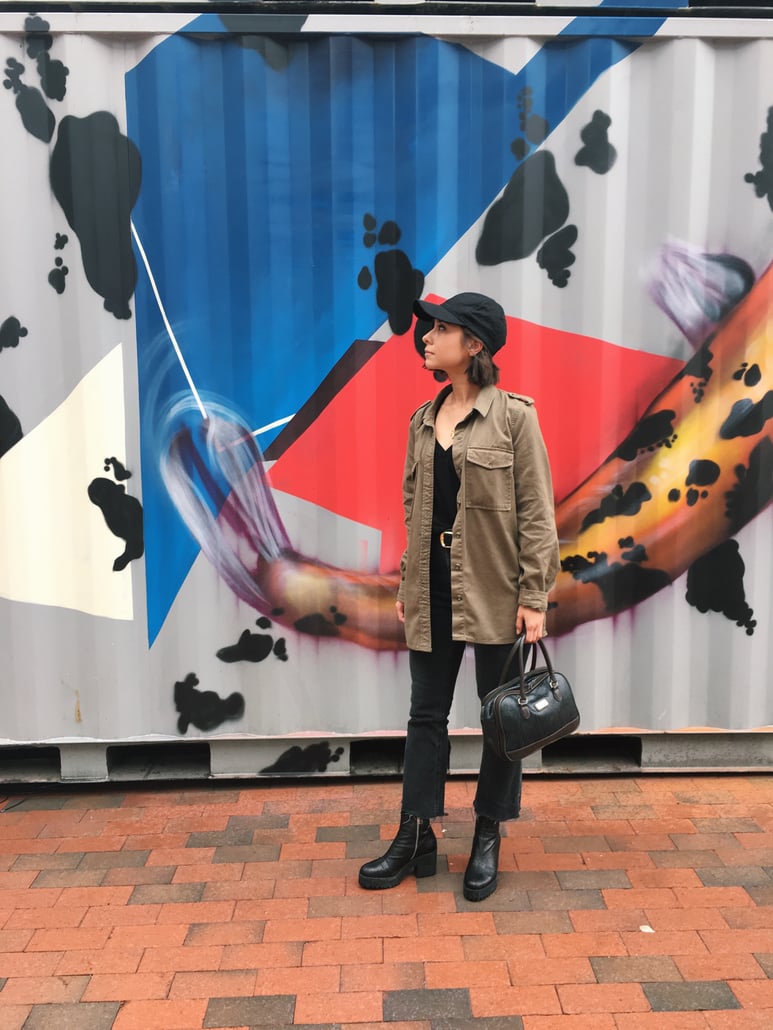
498,633,559,703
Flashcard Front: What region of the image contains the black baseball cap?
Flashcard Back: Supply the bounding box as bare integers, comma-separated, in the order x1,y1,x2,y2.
413,292,508,355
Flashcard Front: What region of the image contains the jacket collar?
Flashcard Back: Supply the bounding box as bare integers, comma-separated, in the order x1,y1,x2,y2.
422,384,498,426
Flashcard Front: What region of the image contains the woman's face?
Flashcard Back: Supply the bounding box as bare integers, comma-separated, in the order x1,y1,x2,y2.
422,320,477,375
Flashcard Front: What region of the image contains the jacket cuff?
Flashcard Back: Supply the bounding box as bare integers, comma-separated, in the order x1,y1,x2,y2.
518,590,549,611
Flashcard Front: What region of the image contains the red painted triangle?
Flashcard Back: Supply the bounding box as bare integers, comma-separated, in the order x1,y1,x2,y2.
269,307,683,573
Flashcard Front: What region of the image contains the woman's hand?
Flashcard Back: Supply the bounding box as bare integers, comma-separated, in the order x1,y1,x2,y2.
395,600,405,624
516,605,546,644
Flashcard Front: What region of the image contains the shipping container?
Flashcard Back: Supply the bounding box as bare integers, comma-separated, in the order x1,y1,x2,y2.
0,0,771,783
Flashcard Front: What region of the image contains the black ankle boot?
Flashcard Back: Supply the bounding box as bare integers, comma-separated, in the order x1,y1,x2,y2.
463,815,500,902
358,812,437,890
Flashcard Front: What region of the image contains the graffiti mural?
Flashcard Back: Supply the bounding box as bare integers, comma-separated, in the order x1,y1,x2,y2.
0,6,771,755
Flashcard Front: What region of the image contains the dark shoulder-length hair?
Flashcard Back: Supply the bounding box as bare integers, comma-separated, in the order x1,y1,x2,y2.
464,332,500,387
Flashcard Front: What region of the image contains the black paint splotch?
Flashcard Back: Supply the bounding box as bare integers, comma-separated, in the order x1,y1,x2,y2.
217,14,308,71
0,317,28,353
174,672,245,734
686,459,721,487
104,456,131,481
719,392,773,440
87,475,144,571
0,395,23,458
679,337,715,404
686,540,756,635
580,482,652,532
725,437,773,533
260,741,344,775
575,110,617,174
294,605,347,638
54,232,68,251
744,105,773,212
25,16,69,102
613,410,677,462
733,362,762,388
537,223,577,288
476,150,569,266
3,57,55,143
50,112,141,320
561,549,671,613
217,617,288,663
357,214,424,335
517,86,549,147
48,256,68,294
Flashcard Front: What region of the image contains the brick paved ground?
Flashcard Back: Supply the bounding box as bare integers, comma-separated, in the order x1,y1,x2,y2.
0,773,772,1029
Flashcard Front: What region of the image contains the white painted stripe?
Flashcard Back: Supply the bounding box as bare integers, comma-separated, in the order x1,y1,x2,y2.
130,221,208,422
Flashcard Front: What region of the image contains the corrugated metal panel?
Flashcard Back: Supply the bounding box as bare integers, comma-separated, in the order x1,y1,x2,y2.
0,6,771,778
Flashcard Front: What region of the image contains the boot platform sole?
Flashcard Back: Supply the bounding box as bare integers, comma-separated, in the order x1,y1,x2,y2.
463,876,498,902
359,851,437,890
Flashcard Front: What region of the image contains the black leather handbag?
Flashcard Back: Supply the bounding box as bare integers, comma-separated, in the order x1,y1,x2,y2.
480,635,580,762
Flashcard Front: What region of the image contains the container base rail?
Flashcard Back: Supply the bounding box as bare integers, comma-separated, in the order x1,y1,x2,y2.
0,731,771,786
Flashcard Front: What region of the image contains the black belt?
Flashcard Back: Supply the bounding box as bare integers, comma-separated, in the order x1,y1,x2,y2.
438,530,453,549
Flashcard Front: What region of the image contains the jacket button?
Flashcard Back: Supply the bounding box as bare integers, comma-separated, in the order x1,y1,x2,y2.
456,595,463,601
455,564,461,570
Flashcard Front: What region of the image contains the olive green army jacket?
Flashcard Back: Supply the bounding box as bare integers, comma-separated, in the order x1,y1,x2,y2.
397,384,560,652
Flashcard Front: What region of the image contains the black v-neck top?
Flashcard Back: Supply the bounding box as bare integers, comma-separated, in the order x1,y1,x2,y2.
429,439,460,607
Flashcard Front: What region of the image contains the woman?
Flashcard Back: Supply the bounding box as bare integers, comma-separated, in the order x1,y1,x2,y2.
358,291,559,902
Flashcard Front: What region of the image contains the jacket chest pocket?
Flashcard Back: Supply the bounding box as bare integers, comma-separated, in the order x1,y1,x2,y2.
465,447,513,511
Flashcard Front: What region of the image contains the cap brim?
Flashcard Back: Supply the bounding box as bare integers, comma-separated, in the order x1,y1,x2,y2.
413,299,462,326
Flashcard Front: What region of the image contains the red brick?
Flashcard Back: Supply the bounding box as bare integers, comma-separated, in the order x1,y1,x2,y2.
280,842,347,860
27,926,111,952
644,909,728,932
0,975,89,1004
293,990,383,1024
611,1016,709,1029
470,984,562,1016
673,887,754,909
171,862,243,884
622,930,708,956
628,869,703,889
0,888,63,909
570,910,648,932
273,875,346,898
167,969,256,998
4,906,87,929
262,915,341,942
516,853,585,872
0,1003,32,1030
200,880,275,902
302,938,383,966
424,959,511,988
522,1017,617,1030
111,999,208,1029
542,932,627,958
509,957,597,986
462,933,545,961
144,845,212,866
0,929,32,952
184,921,264,946
231,897,308,921
53,885,133,908
582,853,656,870
418,912,496,936
705,1013,773,1029
255,964,340,994
81,904,162,927
55,946,145,975
156,901,234,924
341,913,418,939
57,837,125,853
700,929,773,954
0,951,63,977
557,982,650,1013
380,891,457,914
0,871,37,890
675,954,767,981
384,935,465,963
107,924,187,948
725,979,773,1007
340,962,424,991
603,888,678,909
81,972,174,1001
220,941,303,969
138,944,223,972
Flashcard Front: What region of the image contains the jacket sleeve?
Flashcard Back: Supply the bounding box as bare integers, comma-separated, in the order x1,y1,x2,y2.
509,399,560,611
397,412,418,603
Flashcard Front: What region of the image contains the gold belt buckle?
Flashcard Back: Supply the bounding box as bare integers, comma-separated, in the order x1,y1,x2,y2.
439,531,453,549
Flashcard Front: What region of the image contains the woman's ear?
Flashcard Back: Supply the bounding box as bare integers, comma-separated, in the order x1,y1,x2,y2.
467,337,483,357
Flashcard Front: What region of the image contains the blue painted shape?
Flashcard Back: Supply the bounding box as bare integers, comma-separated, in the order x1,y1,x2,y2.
125,25,663,645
